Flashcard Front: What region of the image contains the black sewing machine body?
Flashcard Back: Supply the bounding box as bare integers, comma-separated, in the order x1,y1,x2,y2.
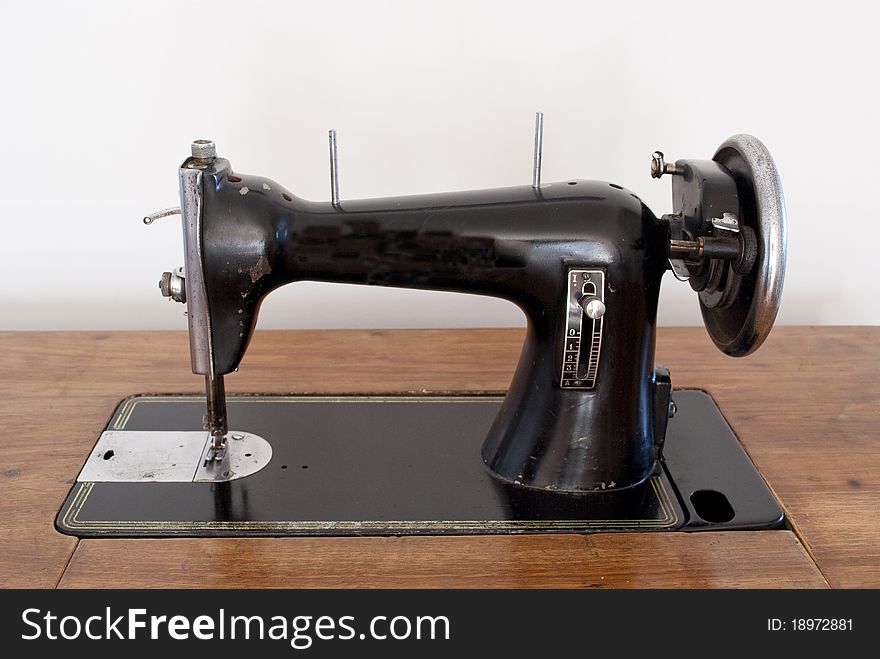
195,157,669,493
57,131,788,537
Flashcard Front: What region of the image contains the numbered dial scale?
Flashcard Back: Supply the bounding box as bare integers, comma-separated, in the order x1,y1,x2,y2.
559,269,606,389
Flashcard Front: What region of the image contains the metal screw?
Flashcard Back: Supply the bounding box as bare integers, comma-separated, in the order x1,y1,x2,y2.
158,267,186,303
651,151,684,178
650,151,664,178
191,139,216,161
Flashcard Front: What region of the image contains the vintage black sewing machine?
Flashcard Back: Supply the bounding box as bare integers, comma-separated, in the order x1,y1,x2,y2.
58,119,787,536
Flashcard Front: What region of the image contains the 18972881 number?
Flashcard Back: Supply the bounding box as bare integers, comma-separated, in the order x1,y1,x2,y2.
768,619,853,631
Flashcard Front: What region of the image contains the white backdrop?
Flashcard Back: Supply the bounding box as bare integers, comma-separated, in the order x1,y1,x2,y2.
1,0,876,330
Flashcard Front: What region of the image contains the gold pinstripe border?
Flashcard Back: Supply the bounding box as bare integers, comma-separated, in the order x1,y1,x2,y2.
62,477,678,532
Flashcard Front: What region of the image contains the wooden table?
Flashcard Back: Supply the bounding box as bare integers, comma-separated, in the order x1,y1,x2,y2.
0,327,876,588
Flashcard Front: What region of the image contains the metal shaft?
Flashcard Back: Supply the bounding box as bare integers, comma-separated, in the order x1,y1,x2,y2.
143,206,181,225
668,236,740,261
329,129,340,209
204,373,228,450
532,111,544,189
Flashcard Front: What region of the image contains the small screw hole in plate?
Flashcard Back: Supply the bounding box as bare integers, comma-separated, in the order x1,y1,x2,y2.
102,450,115,460
690,489,735,523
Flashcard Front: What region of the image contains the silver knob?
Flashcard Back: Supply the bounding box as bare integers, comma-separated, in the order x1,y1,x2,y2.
580,297,606,320
191,139,216,161
159,267,186,303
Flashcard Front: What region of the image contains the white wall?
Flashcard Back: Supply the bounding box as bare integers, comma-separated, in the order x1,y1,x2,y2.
1,0,876,331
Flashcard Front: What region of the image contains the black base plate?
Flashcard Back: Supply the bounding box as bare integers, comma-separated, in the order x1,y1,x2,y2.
57,390,784,537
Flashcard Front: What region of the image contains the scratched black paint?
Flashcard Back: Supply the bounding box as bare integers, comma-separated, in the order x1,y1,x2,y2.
197,158,669,492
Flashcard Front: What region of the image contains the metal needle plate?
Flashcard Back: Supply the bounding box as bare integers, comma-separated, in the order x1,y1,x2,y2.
77,430,272,483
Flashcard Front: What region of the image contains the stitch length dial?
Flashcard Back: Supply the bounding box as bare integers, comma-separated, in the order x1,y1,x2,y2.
560,269,605,389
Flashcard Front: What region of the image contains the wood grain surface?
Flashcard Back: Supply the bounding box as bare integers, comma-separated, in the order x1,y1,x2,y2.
56,532,823,589
0,326,876,588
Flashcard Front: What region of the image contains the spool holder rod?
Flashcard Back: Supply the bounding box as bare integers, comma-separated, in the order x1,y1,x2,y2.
532,111,544,189
329,129,340,209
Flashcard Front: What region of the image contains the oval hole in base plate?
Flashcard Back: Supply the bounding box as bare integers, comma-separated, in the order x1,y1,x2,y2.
690,489,735,523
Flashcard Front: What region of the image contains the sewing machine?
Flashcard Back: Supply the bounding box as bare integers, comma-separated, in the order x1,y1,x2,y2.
57,119,787,536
